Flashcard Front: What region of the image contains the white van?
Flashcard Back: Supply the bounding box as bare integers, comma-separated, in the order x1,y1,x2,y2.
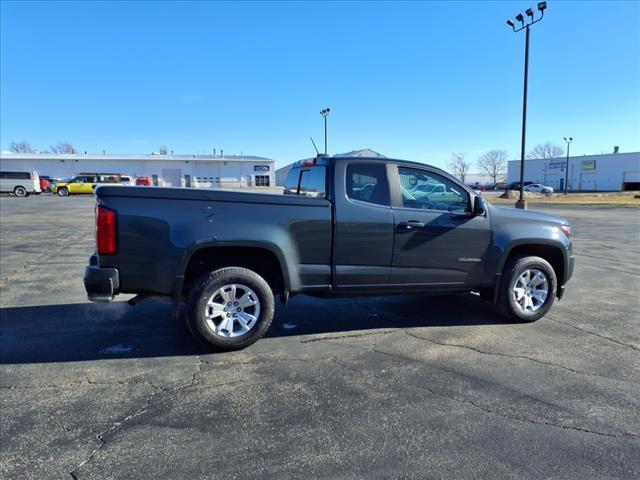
0,171,41,197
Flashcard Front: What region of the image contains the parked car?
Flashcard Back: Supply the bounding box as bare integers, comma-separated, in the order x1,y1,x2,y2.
505,181,534,191
494,182,507,190
0,170,41,197
119,175,134,186
52,175,120,196
525,183,554,195
52,175,97,196
38,177,50,192
84,155,574,351
135,176,152,186
39,175,54,192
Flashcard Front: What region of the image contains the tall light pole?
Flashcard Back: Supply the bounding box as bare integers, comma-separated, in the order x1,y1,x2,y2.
320,108,330,155
507,1,547,209
563,136,573,195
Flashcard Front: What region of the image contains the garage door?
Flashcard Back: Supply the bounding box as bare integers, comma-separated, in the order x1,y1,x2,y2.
580,173,596,191
162,169,182,187
623,171,640,191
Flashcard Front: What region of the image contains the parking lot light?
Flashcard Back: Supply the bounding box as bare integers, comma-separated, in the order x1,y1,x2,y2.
563,137,573,195
505,3,547,209
320,108,331,155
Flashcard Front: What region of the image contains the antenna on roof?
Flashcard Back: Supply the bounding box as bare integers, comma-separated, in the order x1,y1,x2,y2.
310,136,320,155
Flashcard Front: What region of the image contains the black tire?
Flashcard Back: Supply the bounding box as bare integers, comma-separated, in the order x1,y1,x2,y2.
14,186,27,197
186,267,275,351
498,255,557,323
57,187,69,197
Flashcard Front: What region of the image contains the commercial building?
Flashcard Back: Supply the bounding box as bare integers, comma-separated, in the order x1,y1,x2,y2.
507,150,640,192
0,151,275,188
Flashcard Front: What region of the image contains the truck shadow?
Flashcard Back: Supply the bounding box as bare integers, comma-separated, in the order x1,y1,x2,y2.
0,294,505,365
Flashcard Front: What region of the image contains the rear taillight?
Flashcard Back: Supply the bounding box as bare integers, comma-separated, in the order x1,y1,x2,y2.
96,206,117,255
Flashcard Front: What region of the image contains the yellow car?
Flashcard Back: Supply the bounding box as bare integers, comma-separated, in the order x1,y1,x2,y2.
52,175,121,196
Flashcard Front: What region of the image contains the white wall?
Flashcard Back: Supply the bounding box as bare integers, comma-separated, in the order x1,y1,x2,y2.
0,156,275,188
507,152,640,191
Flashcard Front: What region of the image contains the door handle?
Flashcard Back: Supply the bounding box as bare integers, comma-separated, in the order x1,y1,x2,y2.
399,220,426,230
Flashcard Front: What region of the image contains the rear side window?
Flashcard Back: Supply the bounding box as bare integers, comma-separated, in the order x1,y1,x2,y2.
298,168,326,197
346,163,390,206
284,168,300,195
284,167,326,198
0,171,30,179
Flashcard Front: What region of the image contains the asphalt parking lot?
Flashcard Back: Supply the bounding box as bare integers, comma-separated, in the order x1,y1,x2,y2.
1,194,639,479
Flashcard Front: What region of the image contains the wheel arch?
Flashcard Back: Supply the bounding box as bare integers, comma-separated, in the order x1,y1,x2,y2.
181,243,291,294
500,242,566,289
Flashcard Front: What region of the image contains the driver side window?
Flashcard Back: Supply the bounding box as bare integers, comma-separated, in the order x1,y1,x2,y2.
397,167,470,213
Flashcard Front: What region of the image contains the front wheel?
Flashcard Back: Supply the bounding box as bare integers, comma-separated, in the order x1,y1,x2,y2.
498,255,557,323
186,267,275,351
57,187,69,197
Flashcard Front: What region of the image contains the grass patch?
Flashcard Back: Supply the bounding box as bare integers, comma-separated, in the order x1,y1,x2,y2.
487,192,640,207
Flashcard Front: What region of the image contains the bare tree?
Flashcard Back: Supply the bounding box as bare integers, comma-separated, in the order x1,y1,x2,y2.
527,142,564,159
477,150,508,184
50,142,76,154
448,153,471,183
9,141,33,153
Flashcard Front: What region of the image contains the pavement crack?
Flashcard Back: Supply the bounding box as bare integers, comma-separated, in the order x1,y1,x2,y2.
300,329,397,343
1,379,166,390
405,380,639,439
404,331,638,384
67,355,205,478
546,317,640,352
180,354,203,390
69,387,159,479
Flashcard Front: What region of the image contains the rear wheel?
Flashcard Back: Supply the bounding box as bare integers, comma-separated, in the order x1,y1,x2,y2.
186,267,275,351
13,186,27,197
498,255,557,322
57,187,69,197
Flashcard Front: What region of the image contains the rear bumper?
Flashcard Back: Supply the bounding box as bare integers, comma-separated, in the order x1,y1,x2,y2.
84,262,120,302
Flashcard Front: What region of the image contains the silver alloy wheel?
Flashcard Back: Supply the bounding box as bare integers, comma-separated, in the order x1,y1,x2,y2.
512,268,549,313
14,186,27,197
205,283,261,338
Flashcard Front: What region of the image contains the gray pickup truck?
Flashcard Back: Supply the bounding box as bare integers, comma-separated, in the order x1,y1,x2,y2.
84,155,574,350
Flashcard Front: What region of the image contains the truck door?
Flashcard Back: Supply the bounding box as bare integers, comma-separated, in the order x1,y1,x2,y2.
390,165,491,286
332,161,394,289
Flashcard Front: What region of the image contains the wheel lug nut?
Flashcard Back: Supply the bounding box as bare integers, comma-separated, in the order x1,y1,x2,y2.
234,302,239,306
227,302,232,306
226,313,230,317
237,307,241,312
223,308,227,312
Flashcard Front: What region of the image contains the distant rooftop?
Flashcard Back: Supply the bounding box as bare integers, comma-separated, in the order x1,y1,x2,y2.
334,148,387,158
0,152,274,162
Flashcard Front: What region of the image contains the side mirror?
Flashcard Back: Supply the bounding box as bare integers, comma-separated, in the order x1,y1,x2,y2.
474,196,487,215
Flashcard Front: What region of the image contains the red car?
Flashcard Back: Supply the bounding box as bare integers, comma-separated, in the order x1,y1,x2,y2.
39,177,50,192
135,176,152,186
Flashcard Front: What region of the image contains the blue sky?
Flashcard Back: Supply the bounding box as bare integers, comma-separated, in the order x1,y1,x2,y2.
1,1,639,169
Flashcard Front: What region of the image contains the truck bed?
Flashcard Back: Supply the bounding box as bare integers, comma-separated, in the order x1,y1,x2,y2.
96,185,328,207
94,185,333,297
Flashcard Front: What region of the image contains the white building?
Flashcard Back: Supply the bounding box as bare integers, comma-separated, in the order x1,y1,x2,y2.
507,151,640,191
0,152,275,188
